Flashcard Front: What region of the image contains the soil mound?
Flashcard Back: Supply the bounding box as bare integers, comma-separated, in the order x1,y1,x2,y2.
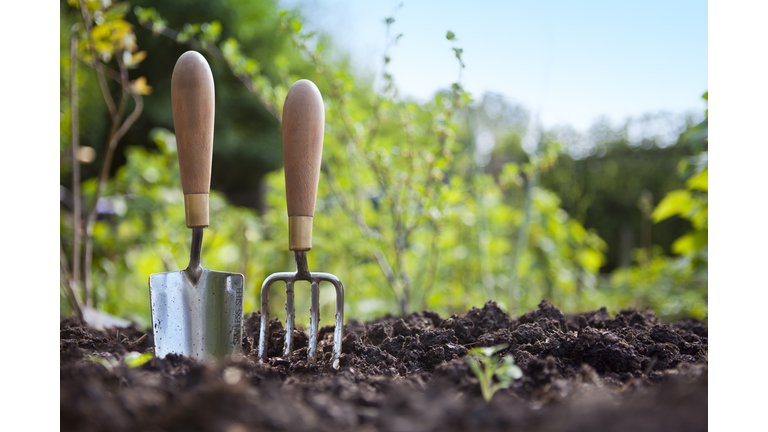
61,300,707,431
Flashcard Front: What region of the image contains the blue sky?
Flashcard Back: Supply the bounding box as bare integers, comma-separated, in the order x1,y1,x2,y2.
280,0,708,133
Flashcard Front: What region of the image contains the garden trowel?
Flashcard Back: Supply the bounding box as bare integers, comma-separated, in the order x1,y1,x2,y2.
149,51,244,362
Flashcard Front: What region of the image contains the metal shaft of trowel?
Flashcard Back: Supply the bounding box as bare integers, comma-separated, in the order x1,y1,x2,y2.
283,251,320,359
185,227,204,285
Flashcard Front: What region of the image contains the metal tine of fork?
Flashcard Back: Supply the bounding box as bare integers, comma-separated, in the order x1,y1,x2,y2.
308,280,320,364
284,280,295,356
258,271,291,362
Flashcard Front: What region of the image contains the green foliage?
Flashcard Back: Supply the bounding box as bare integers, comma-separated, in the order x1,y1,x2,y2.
467,344,522,402
603,250,707,321
653,167,707,257
655,94,708,259
538,127,697,271
597,93,708,322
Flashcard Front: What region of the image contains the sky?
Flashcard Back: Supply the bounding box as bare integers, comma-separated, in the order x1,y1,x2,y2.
279,0,708,134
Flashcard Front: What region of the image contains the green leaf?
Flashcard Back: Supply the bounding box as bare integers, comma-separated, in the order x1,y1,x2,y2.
124,351,154,368
150,128,176,154
689,205,707,230
578,248,604,272
501,356,523,379
203,20,222,41
107,3,130,19
467,355,483,378
446,31,455,40
469,344,507,357
671,230,707,255
507,365,523,380
686,167,707,192
86,355,119,372
452,47,465,67
651,190,692,223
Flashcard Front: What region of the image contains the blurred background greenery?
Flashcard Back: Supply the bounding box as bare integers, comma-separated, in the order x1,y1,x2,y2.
60,0,707,329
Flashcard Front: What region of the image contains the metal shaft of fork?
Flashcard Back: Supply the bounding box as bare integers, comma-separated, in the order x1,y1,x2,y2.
284,252,308,356
185,227,204,285
290,251,321,363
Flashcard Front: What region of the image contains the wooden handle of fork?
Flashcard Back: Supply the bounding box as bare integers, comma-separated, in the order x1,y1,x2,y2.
172,51,215,228
282,79,325,250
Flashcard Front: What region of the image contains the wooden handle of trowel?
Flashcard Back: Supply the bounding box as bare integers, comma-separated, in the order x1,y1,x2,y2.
282,79,325,251
172,51,215,228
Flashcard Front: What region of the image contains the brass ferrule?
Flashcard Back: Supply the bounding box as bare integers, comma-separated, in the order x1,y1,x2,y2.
289,216,313,251
184,194,209,228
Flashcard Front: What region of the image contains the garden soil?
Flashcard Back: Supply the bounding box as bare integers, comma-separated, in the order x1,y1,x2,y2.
60,300,707,431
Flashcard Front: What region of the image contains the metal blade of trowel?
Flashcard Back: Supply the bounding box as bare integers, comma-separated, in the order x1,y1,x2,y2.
149,272,244,361
149,51,244,362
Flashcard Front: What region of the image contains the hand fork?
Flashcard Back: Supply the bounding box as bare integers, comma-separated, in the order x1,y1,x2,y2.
258,79,344,369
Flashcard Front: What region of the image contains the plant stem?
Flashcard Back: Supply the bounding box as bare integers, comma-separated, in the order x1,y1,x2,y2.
83,88,143,303
60,241,84,321
77,3,146,305
419,221,441,310
510,165,539,315
70,33,82,303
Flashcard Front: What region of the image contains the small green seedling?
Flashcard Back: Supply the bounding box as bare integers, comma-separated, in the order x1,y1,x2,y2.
123,351,154,368
87,351,154,372
466,344,523,402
